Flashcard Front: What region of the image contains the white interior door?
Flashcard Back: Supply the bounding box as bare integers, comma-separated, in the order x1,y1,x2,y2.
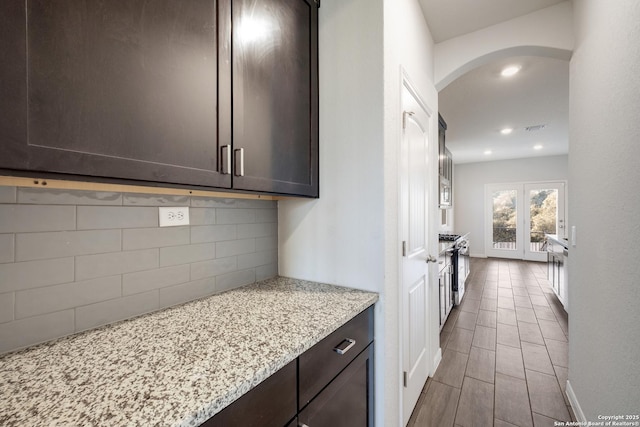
400,83,431,425
486,182,566,261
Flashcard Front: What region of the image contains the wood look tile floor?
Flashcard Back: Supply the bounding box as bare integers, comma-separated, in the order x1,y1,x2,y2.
407,258,575,427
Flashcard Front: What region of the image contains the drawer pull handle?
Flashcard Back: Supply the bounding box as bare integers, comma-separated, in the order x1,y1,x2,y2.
333,338,356,355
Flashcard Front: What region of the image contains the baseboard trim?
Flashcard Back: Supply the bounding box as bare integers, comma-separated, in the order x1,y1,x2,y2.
566,380,586,422
430,348,442,377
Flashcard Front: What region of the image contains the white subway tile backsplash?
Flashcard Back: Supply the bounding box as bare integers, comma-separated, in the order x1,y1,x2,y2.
0,205,76,233
123,226,190,250
216,208,256,224
159,277,216,308
216,269,256,292
0,293,14,323
76,249,159,280
15,230,121,261
189,208,216,225
255,208,278,223
190,257,237,281
0,186,17,203
75,291,159,332
159,243,215,267
77,206,157,230
0,187,277,354
190,224,236,244
15,276,122,319
0,258,75,293
0,310,75,354
0,234,15,263
256,263,278,282
216,238,255,258
237,223,277,239
255,235,278,251
237,250,277,270
123,265,190,296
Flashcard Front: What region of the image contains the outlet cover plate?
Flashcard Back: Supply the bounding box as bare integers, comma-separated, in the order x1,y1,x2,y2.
159,207,190,227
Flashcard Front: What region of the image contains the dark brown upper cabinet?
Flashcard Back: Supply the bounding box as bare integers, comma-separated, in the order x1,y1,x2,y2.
0,0,319,197
231,0,319,197
0,0,232,189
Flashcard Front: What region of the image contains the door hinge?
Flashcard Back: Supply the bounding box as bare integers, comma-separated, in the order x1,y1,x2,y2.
402,111,415,130
403,371,407,387
402,241,407,257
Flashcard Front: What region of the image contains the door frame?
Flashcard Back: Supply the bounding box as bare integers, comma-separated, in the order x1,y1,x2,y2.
485,181,567,261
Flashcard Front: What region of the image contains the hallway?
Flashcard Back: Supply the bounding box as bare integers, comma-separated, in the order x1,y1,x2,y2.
408,258,574,426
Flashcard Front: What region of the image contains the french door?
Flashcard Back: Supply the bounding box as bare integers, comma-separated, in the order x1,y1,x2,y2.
485,182,566,261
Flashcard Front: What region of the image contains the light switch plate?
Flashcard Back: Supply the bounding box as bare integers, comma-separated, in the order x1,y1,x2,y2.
159,207,190,227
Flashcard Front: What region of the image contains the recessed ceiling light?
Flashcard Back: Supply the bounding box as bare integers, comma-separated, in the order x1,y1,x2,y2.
500,128,513,135
534,144,543,150
484,150,492,155
501,65,521,77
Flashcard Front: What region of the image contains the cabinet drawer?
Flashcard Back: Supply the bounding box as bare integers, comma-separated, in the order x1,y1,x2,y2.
202,359,296,427
299,344,374,427
298,306,374,407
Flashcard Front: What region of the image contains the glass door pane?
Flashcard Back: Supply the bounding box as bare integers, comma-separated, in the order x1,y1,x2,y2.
524,182,565,262
528,188,558,253
492,189,518,251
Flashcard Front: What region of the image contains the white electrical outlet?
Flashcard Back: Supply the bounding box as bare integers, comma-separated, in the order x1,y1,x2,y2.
159,207,190,227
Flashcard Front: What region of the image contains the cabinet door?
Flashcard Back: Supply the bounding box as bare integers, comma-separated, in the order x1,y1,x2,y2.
299,344,374,427
438,114,447,176
202,360,297,427
231,0,319,197
0,0,231,188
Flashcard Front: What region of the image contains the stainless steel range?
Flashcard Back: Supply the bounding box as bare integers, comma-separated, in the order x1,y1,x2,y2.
438,233,470,306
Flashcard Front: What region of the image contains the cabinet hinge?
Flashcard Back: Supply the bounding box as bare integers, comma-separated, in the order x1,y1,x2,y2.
402,241,407,257
403,371,407,387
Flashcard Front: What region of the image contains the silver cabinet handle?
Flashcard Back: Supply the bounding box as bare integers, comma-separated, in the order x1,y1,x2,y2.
425,255,437,263
299,424,310,427
333,338,356,355
221,145,231,175
234,148,244,176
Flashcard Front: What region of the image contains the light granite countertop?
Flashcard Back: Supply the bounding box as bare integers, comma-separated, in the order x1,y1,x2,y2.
0,277,378,427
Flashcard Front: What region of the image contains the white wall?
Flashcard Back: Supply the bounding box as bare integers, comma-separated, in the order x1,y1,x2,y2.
434,1,573,90
279,0,439,425
454,155,568,257
278,0,385,293
567,1,640,420
278,0,387,422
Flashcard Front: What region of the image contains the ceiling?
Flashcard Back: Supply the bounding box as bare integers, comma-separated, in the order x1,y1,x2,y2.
420,0,570,164
419,0,566,44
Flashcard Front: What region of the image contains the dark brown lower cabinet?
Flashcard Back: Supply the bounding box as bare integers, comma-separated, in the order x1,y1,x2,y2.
299,344,374,427
204,306,374,427
201,360,297,427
